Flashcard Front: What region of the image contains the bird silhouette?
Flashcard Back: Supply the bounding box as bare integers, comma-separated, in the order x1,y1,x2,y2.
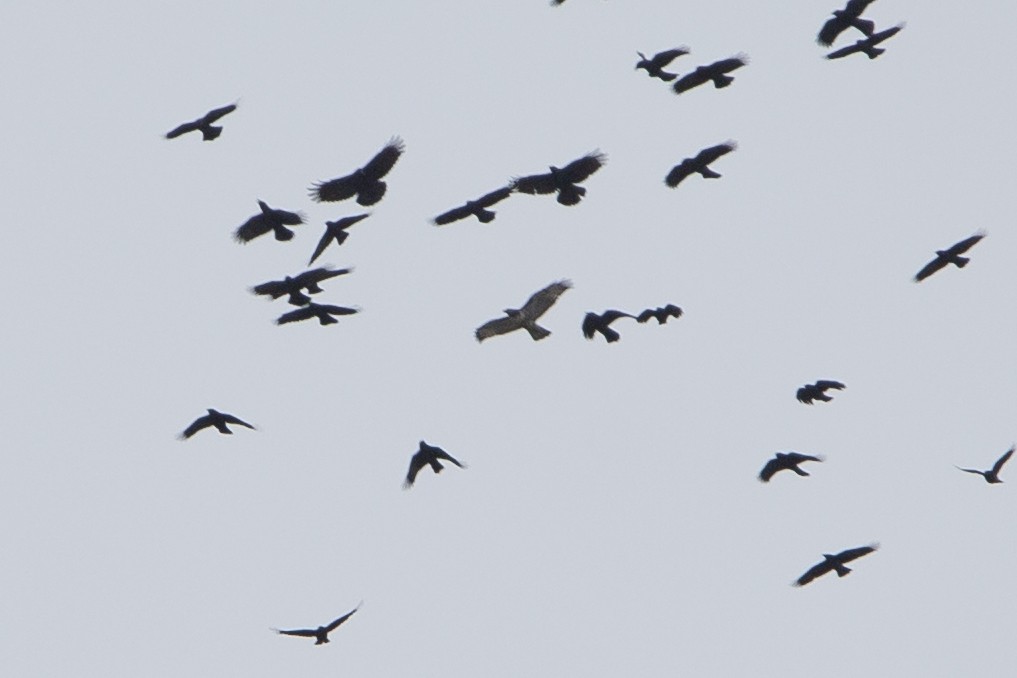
234,201,304,243
672,55,748,94
796,380,845,404
817,0,877,46
476,280,572,342
404,441,465,488
913,232,985,282
758,452,824,482
665,142,737,188
635,48,689,81
310,137,404,206
582,310,636,343
251,267,353,306
273,604,360,645
307,214,370,265
956,446,1014,484
512,152,606,206
794,544,879,587
179,409,255,439
276,303,358,326
826,24,904,60
636,304,683,324
165,103,237,141
432,186,514,225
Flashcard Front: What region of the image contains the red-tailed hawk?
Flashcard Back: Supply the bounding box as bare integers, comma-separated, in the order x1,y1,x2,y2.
475,280,572,342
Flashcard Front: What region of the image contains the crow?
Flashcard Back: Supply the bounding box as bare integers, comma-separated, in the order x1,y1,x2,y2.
914,232,985,282
432,186,514,226
234,200,304,243
251,267,353,306
665,142,737,188
511,152,606,206
273,604,360,645
758,452,824,482
636,48,689,81
404,441,465,488
636,304,683,324
476,280,572,342
582,310,636,343
794,544,879,586
817,0,877,46
672,55,748,94
277,302,358,326
165,103,237,141
826,24,904,60
307,214,370,266
956,446,1014,484
179,409,255,439
796,380,845,405
309,137,404,206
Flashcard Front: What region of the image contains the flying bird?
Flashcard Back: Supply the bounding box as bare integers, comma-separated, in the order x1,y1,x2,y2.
475,280,572,342
432,186,514,225
635,47,689,81
273,604,360,645
817,0,877,46
511,152,606,206
636,304,683,324
165,102,237,141
251,267,353,306
913,232,985,282
307,214,370,265
956,446,1014,484
234,200,304,243
309,137,404,206
179,409,255,439
277,302,358,326
796,380,845,405
672,55,748,94
582,310,636,343
794,544,879,587
404,441,465,488
826,24,904,60
665,142,737,188
758,452,824,482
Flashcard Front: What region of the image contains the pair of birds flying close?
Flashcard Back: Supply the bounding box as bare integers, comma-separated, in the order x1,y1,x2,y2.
251,267,358,326
476,280,572,342
818,0,904,60
582,304,683,343
636,48,748,94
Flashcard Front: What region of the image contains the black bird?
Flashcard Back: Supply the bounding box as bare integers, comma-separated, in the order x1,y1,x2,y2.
251,267,353,306
635,48,689,81
309,137,404,206
817,0,877,46
475,280,572,342
796,380,845,405
794,544,879,587
404,441,465,488
165,103,237,141
956,446,1014,484
277,302,358,326
307,214,370,265
636,304,683,324
913,232,985,282
512,152,606,206
665,142,737,188
672,55,748,94
826,24,904,60
179,409,255,439
758,452,824,482
234,200,304,243
582,310,636,343
273,605,360,645
432,186,514,225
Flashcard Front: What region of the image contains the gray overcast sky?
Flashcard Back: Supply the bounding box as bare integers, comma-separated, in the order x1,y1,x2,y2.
2,1,1016,676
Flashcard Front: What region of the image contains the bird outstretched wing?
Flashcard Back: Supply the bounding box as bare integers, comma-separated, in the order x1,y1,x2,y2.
992,446,1015,475
560,152,606,184
362,137,405,180
836,544,879,564
324,605,360,632
511,172,558,195
520,280,572,320
475,315,524,342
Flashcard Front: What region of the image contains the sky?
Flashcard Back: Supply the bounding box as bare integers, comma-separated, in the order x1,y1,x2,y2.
2,1,1016,676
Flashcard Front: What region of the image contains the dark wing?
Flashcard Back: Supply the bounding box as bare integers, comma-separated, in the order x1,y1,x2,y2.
475,315,523,342
296,266,353,286
650,48,690,68
794,560,834,587
913,256,948,282
520,280,573,320
310,173,361,203
432,203,475,226
234,214,272,243
271,208,304,226
956,466,984,476
180,414,213,439
199,103,237,125
324,606,360,632
815,380,845,391
796,386,816,404
826,42,863,60
705,56,747,76
251,279,291,299
758,458,782,482
361,137,405,180
991,446,1015,475
433,447,464,469
665,159,695,187
511,171,558,195
559,152,606,184
785,452,822,464
404,451,429,487
869,23,904,46
308,229,336,266
276,306,319,325
672,67,712,93
313,305,358,316
165,120,200,139
476,185,514,207
220,413,255,430
582,313,600,339
844,0,877,14
945,233,985,256
836,544,878,564
274,628,318,638
600,310,635,324
695,142,737,165
817,15,851,46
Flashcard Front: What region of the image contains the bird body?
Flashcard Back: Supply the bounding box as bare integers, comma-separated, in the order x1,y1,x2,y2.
794,544,878,586
582,310,636,343
914,232,985,282
273,605,360,645
308,214,370,265
433,186,514,225
957,446,1014,484
475,280,572,342
404,441,465,488
826,24,904,60
796,380,845,404
179,409,255,439
234,200,304,243
165,103,237,141
758,452,823,482
665,142,736,188
310,138,404,206
672,55,747,94
635,48,689,81
512,152,606,206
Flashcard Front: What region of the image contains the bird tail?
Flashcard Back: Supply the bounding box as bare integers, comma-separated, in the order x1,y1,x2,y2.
476,208,496,223
201,125,223,141
557,184,586,206
526,324,552,341
318,314,339,326
603,328,621,343
954,256,970,268
273,226,295,241
699,167,722,179
834,564,852,577
713,74,735,88
288,291,311,306
864,47,885,59
853,17,876,36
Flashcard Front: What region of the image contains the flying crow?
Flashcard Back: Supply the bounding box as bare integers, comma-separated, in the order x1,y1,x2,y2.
794,544,879,587
307,214,370,265
796,380,845,405
665,142,737,188
273,604,360,645
165,103,237,141
956,446,1014,484
512,152,606,206
914,232,985,282
475,280,572,342
636,304,683,324
179,409,255,439
582,310,636,343
432,186,514,225
404,441,465,488
672,55,748,94
309,137,404,206
277,303,358,326
758,452,824,482
636,48,689,81
234,201,304,243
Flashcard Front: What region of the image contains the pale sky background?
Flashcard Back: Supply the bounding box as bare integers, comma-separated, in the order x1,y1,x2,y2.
2,2,1016,676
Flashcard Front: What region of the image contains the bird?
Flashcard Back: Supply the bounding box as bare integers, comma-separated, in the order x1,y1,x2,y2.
309,137,404,206
796,380,845,405
164,102,237,141
475,280,572,342
272,604,360,645
635,48,689,81
672,55,748,94
179,409,255,439
665,142,737,188
432,186,514,225
251,267,353,306
234,201,304,243
817,0,877,46
276,302,358,326
511,152,606,206
913,232,985,282
404,441,465,488
956,446,1014,484
826,24,904,60
582,310,636,343
794,544,879,587
758,452,824,482
636,304,683,324
307,214,370,265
